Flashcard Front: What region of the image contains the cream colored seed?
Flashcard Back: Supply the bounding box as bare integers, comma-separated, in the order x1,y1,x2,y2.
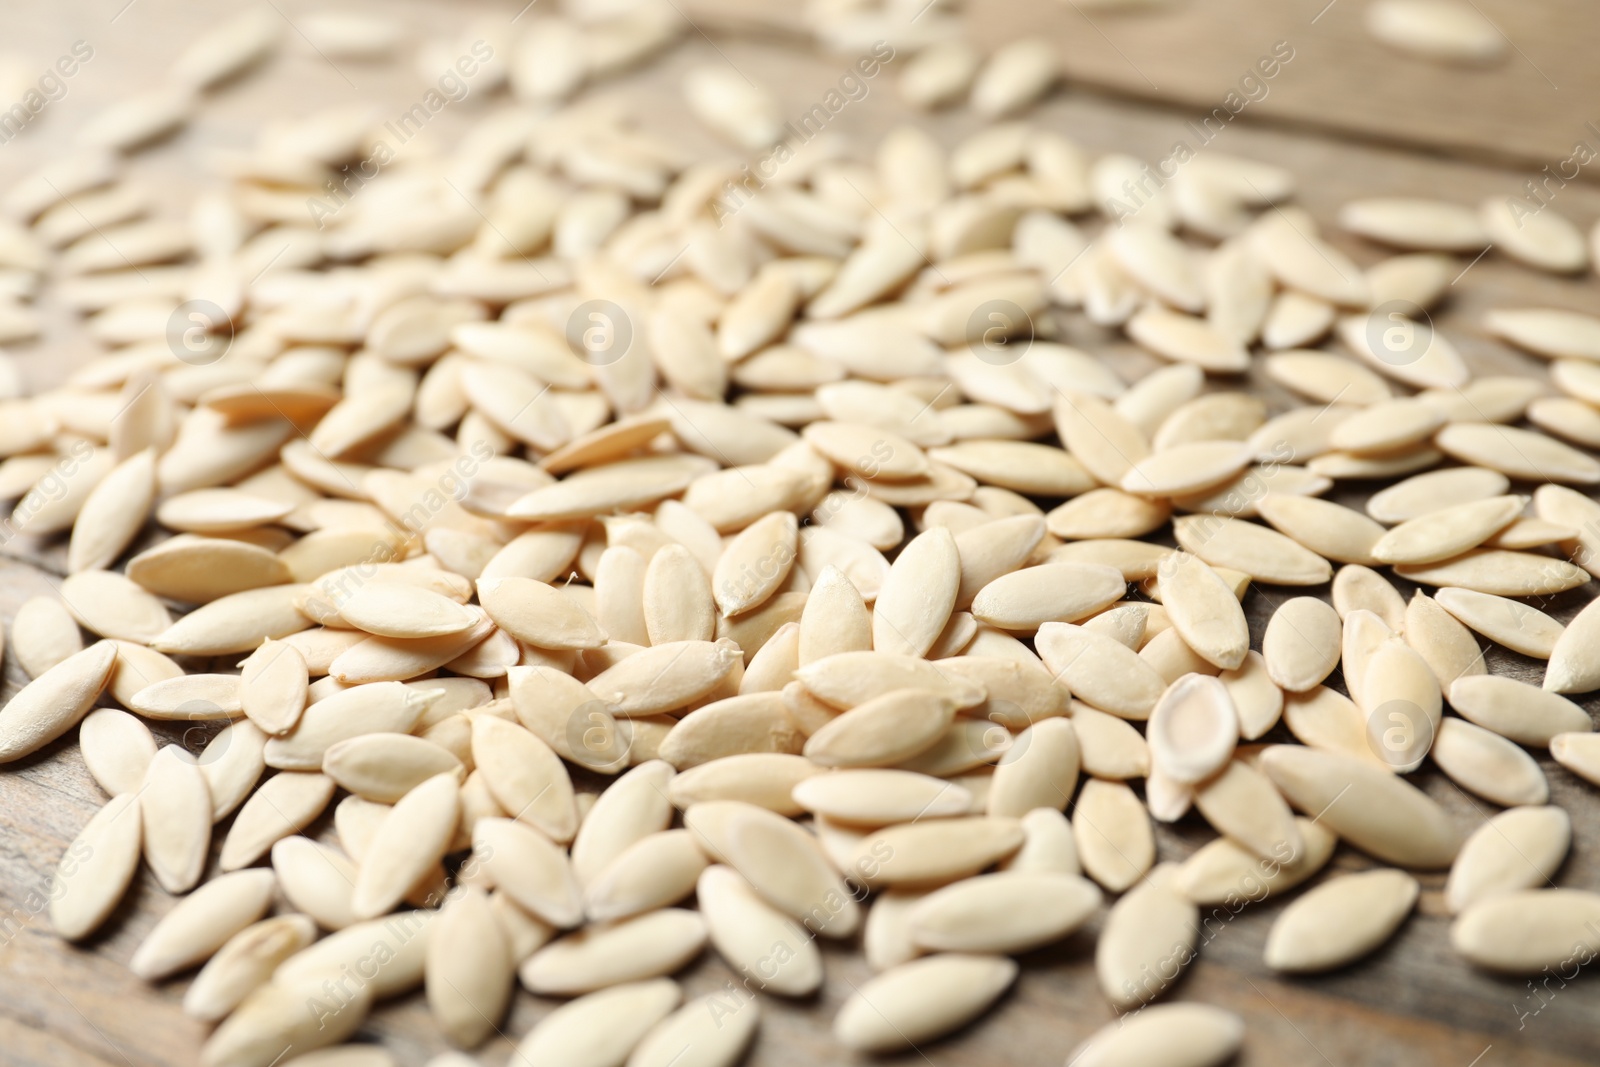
1265,869,1419,973
10,6,1600,1065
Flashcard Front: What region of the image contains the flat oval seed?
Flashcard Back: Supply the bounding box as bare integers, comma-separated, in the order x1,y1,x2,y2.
1436,423,1600,484
1173,515,1331,586
1146,674,1237,783
1545,596,1600,694
140,745,213,893
239,639,309,735
1067,1003,1244,1067
323,734,463,803
1257,494,1385,566
1453,890,1600,974
425,886,514,1047
658,692,805,769
201,971,372,1067
1070,702,1151,780
514,979,682,1066
11,595,85,680
1193,759,1303,861
79,708,156,796
1264,351,1390,406
337,582,479,639
1480,198,1587,273
666,753,821,816
1394,550,1588,598
1487,307,1600,360
129,868,276,980
1156,553,1248,670
220,771,335,871
873,527,960,658
472,714,577,842
1551,732,1600,786
1125,305,1248,373
1358,638,1442,774
803,689,958,768
0,640,117,762
570,760,676,886
1432,717,1547,807
1000,807,1081,876
1340,197,1487,251
274,911,433,998
1096,866,1198,1009
697,865,822,996
478,576,606,650
1331,565,1407,631
849,817,1024,888
1221,651,1284,741
1264,868,1419,973
909,871,1099,954
723,809,859,937
1052,391,1150,486
1250,213,1370,306
200,719,267,822
1037,623,1165,720
587,640,742,715
1329,397,1447,455
1177,817,1336,906
1371,495,1525,565
1260,745,1460,868
1435,587,1562,659
1448,675,1591,745
1121,441,1253,497
628,991,761,1067
583,830,707,923
1368,466,1510,523
272,836,360,931
833,954,1017,1053
796,651,986,710
712,510,799,617
1073,779,1155,893
1445,806,1571,914
183,913,318,1023
971,563,1126,631
50,793,142,940
792,769,972,826
350,772,460,920
987,718,1079,817
518,909,707,995
645,544,717,644
1263,597,1342,693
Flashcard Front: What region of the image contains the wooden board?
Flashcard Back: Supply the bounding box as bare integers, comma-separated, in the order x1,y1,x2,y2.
2,2,1600,1066
691,0,1600,179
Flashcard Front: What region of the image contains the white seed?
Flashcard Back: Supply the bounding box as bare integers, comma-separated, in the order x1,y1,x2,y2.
1264,869,1419,973
1067,1003,1244,1067
834,954,1017,1052
1146,674,1237,783
1096,865,1197,1009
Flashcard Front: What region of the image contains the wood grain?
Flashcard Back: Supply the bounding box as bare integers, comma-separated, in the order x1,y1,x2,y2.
1,2,1599,1066
691,0,1600,179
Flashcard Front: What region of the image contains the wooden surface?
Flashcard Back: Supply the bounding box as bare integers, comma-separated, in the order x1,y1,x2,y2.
696,0,1600,178
3,2,1600,1066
